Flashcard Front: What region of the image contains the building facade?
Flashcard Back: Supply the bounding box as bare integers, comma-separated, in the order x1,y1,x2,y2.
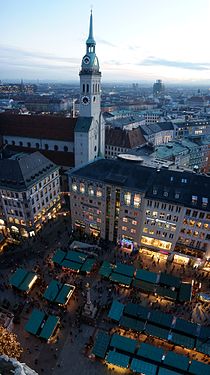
68,158,210,261
0,152,61,238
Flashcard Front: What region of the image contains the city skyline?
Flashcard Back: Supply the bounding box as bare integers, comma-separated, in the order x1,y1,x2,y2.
1,0,210,83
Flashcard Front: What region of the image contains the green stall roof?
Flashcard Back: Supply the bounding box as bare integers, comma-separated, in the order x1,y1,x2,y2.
124,302,149,320
43,280,62,302
52,249,65,265
158,368,182,375
10,268,28,288
25,309,45,335
39,315,59,340
92,331,110,359
164,351,189,371
108,300,124,321
171,332,195,349
199,326,210,339
114,263,135,277
133,279,156,292
159,273,181,288
80,258,95,273
135,269,158,284
196,339,210,355
137,342,164,363
61,259,81,271
174,318,198,337
131,358,157,375
56,284,74,305
19,272,37,292
110,333,137,354
106,351,130,368
65,250,87,264
156,286,177,300
178,282,192,302
148,310,173,328
189,359,210,375
120,316,145,332
110,272,132,286
99,261,113,278
145,323,169,340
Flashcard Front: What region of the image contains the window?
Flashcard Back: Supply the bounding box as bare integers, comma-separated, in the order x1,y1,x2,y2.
192,210,198,218
124,192,131,206
35,143,39,149
175,192,180,199
123,217,128,223
199,212,205,219
64,146,68,152
27,142,31,147
181,178,187,183
192,195,198,204
202,197,208,207
96,190,102,197
122,226,127,231
152,211,158,218
19,141,23,146
186,209,191,216
132,220,137,225
54,145,58,151
12,141,15,145
80,183,85,194
45,144,49,150
88,186,94,196
163,191,169,197
131,229,136,234
72,183,77,192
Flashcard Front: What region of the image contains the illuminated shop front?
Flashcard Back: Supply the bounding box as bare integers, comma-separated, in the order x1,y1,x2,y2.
141,236,172,251
173,253,190,265
120,237,134,252
140,247,168,261
90,224,100,237
75,220,85,230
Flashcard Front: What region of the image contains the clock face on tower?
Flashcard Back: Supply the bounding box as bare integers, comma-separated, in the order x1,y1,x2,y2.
83,56,90,64
81,96,90,105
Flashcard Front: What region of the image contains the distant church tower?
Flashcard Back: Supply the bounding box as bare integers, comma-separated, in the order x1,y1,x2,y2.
74,11,105,167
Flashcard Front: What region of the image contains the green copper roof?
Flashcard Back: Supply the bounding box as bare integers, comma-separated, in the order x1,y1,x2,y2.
86,11,96,46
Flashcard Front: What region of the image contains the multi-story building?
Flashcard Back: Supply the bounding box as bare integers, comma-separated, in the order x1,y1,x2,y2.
140,122,174,146
68,157,210,262
0,152,61,238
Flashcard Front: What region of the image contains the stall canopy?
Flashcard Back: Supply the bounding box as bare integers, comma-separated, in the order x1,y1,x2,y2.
92,331,110,359
174,317,198,337
10,268,37,292
120,315,145,332
196,339,210,355
135,269,158,284
133,279,156,292
108,300,124,321
110,272,132,287
164,351,189,371
131,358,157,375
156,286,177,300
25,308,59,341
43,280,75,305
124,302,149,320
189,359,210,375
145,323,169,340
110,333,137,354
171,332,195,349
52,249,95,273
114,263,135,277
158,368,182,375
106,351,130,368
148,310,173,329
159,273,181,288
99,261,113,278
137,342,164,363
178,282,192,302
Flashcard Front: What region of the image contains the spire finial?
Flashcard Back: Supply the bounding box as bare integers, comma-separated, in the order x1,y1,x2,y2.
86,8,95,46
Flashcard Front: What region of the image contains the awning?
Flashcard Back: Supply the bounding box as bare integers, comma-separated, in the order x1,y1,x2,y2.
137,342,164,363
110,333,137,354
164,351,189,371
106,350,130,368
131,358,157,375
108,300,124,321
92,331,110,359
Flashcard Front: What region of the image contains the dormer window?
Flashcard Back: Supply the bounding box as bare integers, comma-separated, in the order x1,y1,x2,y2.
153,188,157,195
163,191,169,197
175,192,180,199
202,197,208,208
192,195,198,204
181,178,187,183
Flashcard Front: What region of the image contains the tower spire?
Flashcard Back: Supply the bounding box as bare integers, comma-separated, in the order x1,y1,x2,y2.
86,10,96,46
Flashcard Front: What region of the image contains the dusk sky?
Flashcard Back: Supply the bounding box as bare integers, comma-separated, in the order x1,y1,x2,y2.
1,0,210,83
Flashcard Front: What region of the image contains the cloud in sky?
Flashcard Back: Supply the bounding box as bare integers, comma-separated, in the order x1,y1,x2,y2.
140,57,210,71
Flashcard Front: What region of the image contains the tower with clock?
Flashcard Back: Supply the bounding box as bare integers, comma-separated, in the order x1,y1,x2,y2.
74,11,105,167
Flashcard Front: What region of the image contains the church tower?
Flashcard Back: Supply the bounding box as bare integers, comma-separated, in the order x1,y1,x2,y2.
74,11,105,167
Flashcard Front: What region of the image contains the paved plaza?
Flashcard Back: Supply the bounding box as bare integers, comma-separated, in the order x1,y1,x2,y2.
0,216,210,374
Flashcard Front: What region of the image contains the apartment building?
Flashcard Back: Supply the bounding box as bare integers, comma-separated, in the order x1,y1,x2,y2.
0,152,61,238
68,157,210,262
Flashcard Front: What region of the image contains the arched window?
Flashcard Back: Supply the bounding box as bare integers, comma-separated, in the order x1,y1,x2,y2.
19,141,23,146
64,146,68,152
54,145,58,151
27,142,31,147
12,141,15,145
87,84,89,93
45,144,49,150
83,84,85,93
36,143,39,149
93,84,95,93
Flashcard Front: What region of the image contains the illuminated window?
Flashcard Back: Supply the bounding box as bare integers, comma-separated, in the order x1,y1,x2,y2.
196,222,202,228
122,226,127,231
124,192,131,206
203,223,208,229
143,227,148,233
131,228,136,234
96,190,102,197
88,186,94,196
80,183,85,194
146,210,151,216
192,195,198,204
132,220,137,225
189,220,195,226
123,217,128,223
134,193,141,208
141,236,172,250
72,183,77,192
202,197,208,207
149,230,154,234
152,211,158,218
97,218,101,223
